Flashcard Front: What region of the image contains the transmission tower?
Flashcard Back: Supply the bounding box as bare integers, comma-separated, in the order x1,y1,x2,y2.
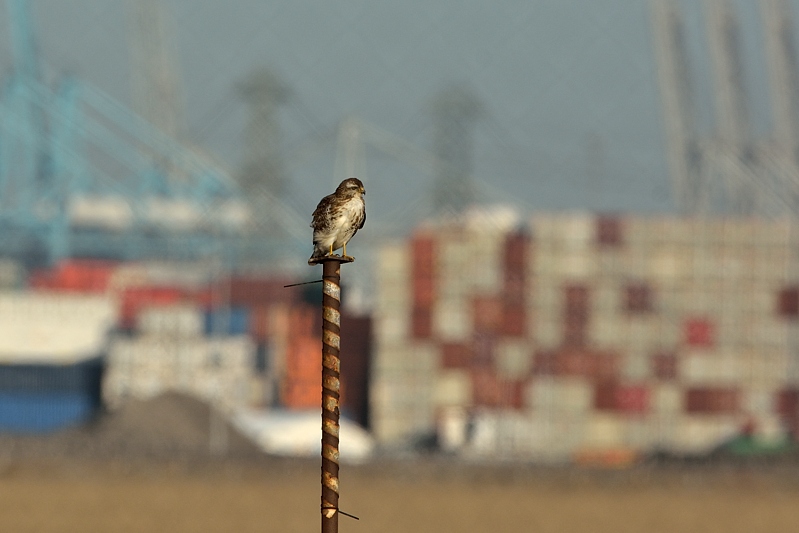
128,0,185,139
430,85,482,214
238,68,290,200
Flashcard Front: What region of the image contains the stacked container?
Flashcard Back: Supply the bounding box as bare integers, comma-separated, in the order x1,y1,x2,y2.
371,211,799,461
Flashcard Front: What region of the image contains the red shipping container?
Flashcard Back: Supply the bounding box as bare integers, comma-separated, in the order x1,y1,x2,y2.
412,276,436,307
472,335,496,367
471,371,524,409
557,348,595,376
624,282,654,313
778,287,799,317
778,388,799,437
777,388,799,418
229,276,298,307
411,233,436,278
30,259,117,293
684,317,715,347
615,385,650,414
119,286,185,329
594,381,618,410
285,336,321,382
593,351,620,380
501,302,527,337
563,284,590,318
685,387,739,414
193,286,226,308
503,274,527,302
288,304,319,338
249,305,271,343
411,307,432,339
594,382,649,413
595,214,623,247
533,351,558,375
473,296,504,334
562,314,589,347
282,379,320,409
441,343,473,369
652,352,678,380
503,231,529,269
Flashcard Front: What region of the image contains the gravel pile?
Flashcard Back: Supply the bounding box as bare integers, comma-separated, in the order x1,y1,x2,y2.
0,392,264,461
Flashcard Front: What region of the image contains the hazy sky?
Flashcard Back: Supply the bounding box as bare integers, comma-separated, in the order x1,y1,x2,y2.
0,0,795,233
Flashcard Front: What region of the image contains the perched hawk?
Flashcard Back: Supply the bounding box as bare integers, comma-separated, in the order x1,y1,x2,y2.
308,177,366,264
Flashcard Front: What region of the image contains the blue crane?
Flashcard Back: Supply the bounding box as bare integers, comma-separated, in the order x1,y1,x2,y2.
0,0,301,266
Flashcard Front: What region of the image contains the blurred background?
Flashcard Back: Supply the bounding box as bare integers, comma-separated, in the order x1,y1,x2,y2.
2,0,799,532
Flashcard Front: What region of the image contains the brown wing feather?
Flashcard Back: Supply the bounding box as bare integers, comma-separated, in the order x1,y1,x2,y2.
357,207,365,229
310,193,336,231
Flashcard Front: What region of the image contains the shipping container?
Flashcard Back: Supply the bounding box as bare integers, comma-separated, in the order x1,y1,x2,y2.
203,307,250,336
470,371,524,409
685,387,740,414
501,302,527,337
528,377,593,413
594,382,649,414
440,343,473,369
432,299,470,341
494,340,532,379
119,286,185,330
434,370,472,407
228,276,298,307
0,356,103,433
281,379,319,409
137,304,203,337
683,317,715,348
595,214,624,247
411,307,432,339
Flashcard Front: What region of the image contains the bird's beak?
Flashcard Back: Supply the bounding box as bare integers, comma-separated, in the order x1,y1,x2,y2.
360,187,366,195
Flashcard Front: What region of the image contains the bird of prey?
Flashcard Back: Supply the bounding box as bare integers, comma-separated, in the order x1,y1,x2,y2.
308,177,366,264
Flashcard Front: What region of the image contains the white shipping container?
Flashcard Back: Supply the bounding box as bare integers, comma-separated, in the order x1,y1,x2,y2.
680,352,744,385
551,212,594,250
583,413,627,449
741,387,777,415
372,311,410,345
752,414,786,443
621,350,651,381
588,315,621,348
434,369,472,407
527,378,593,414
625,418,660,450
137,304,204,337
745,350,790,386
668,415,743,454
0,292,116,363
432,299,471,342
495,340,532,379
649,249,691,281
534,317,561,351
438,406,469,452
556,249,598,280
376,242,410,280
651,384,684,414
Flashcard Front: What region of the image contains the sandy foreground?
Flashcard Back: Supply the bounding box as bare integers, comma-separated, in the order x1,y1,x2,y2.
0,457,797,533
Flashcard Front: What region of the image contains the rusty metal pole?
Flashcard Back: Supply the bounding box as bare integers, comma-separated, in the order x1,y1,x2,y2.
310,255,352,533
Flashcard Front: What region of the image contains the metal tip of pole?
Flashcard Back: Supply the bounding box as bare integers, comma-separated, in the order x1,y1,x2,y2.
308,254,355,266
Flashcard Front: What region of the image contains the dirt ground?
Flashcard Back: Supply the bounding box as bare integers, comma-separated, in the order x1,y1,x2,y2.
0,457,798,533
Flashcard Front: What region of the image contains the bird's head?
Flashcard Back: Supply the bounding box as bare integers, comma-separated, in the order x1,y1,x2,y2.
338,177,365,197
